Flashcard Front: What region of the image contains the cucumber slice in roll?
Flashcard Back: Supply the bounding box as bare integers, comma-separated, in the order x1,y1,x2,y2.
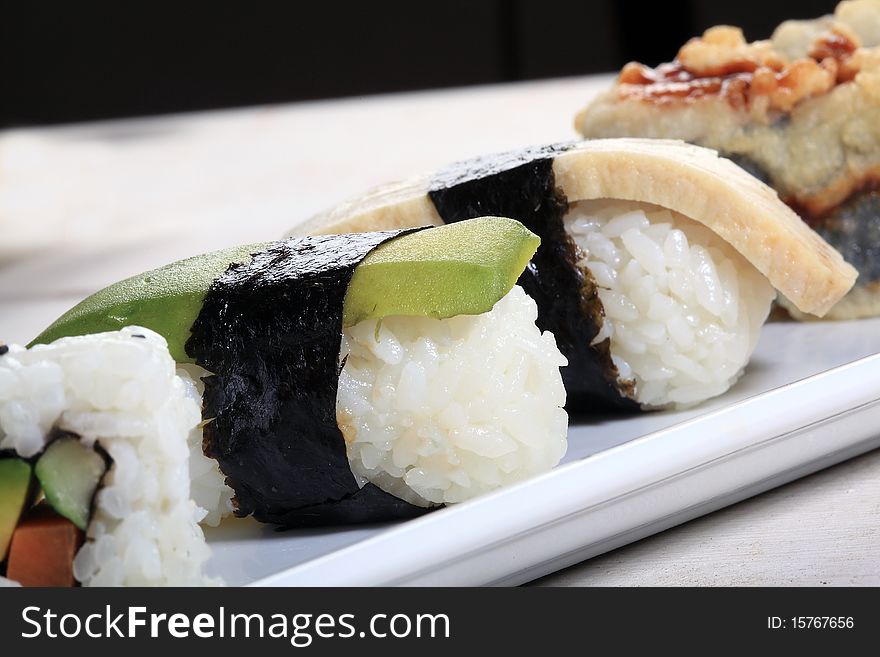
35,437,107,531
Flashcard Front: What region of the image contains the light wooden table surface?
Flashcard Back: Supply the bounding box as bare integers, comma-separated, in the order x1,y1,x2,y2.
1,75,877,586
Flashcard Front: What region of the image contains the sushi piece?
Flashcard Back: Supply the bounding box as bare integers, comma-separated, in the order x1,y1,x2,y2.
0,327,219,586
29,217,569,528
575,0,880,320
296,139,856,410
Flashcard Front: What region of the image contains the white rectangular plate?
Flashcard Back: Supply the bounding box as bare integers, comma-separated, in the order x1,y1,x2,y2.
205,317,880,586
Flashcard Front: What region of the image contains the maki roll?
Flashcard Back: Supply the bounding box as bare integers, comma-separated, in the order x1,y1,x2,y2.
575,0,880,320
0,327,218,586
296,139,856,411
28,217,568,533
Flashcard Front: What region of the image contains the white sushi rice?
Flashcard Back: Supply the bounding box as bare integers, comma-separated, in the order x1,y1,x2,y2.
564,200,776,408
0,327,220,586
176,364,234,527
337,285,569,507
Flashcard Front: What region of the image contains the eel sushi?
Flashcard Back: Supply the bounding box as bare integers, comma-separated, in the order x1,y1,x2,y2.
575,0,880,319
296,139,856,411
0,327,218,586
12,217,567,560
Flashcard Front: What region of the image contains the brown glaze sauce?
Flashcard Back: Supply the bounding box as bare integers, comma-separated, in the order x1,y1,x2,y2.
617,28,859,111
810,30,858,63
618,62,750,107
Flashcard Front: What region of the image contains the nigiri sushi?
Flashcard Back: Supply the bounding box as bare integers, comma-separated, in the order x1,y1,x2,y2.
575,0,880,320
296,139,856,410
6,216,567,572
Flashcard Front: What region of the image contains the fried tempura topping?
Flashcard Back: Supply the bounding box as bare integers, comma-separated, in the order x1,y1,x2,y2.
617,21,872,119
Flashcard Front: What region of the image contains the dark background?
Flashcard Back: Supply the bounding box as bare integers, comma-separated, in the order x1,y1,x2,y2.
2,0,836,128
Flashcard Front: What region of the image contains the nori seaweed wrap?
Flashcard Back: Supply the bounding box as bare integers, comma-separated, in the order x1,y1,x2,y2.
186,231,428,526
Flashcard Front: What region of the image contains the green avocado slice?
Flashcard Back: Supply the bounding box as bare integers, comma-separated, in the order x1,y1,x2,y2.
342,216,539,326
31,217,539,361
35,437,108,532
0,458,34,561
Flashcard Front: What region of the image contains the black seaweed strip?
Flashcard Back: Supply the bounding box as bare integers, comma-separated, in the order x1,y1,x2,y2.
810,191,880,285
428,144,639,411
185,231,430,527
